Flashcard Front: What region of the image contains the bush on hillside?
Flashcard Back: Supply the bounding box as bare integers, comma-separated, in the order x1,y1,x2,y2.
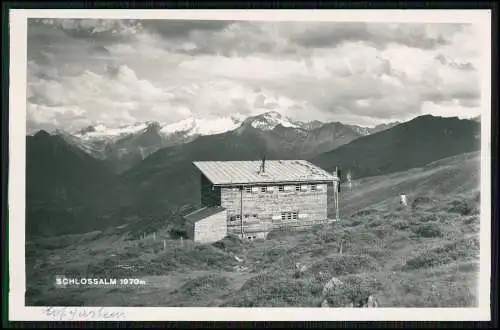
463,215,479,225
418,213,439,223
352,209,379,217
343,218,363,227
447,199,475,216
151,244,238,272
392,219,410,230
222,272,320,307
411,196,434,211
172,274,232,297
366,218,384,228
413,222,444,238
308,255,381,277
400,236,479,271
323,274,383,307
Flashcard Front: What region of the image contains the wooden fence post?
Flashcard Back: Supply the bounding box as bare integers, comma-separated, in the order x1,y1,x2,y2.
163,239,166,251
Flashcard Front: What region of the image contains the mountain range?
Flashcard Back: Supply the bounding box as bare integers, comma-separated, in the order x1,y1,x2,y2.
41,111,400,173
25,112,480,238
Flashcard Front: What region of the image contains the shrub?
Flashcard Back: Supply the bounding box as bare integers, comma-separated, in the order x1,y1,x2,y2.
308,254,381,277
222,273,318,307
413,223,444,238
173,274,231,297
392,220,410,230
151,244,238,272
411,196,434,211
366,218,384,228
323,274,383,307
463,215,479,226
353,209,378,217
401,237,479,271
344,218,363,227
447,200,474,216
418,213,439,223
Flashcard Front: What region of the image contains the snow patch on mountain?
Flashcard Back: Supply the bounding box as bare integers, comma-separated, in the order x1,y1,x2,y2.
160,116,244,136
74,122,150,140
242,111,302,131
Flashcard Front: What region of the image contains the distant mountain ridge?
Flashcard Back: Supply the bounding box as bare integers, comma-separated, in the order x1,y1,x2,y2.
32,111,400,173
311,115,481,180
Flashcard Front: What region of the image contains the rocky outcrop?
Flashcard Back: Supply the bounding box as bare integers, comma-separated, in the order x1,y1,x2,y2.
321,295,379,308
294,262,308,278
322,276,343,295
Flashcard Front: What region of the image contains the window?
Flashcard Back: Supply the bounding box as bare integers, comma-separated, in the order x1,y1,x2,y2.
311,184,317,191
245,214,250,218
295,185,300,191
281,211,299,221
245,187,252,193
278,185,284,192
230,216,236,222
261,186,267,193
235,215,241,221
253,214,258,218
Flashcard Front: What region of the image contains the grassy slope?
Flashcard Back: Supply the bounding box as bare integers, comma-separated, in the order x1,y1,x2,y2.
25,151,481,307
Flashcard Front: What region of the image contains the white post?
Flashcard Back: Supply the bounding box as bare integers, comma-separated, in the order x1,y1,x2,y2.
163,239,166,251
153,232,157,240
180,236,183,247
333,167,340,221
400,194,408,207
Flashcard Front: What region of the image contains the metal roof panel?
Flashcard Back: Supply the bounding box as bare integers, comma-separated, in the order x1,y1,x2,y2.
192,160,334,185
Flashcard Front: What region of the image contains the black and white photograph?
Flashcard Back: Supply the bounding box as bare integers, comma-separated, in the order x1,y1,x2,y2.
8,9,492,321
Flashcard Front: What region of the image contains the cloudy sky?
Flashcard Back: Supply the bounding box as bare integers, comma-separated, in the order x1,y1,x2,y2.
26,18,482,133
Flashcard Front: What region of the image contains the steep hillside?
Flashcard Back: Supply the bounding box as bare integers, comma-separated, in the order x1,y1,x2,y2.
26,131,119,237
328,151,480,218
257,122,363,159
311,115,480,180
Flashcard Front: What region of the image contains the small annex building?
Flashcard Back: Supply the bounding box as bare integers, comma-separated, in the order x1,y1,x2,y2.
184,206,227,244
184,158,336,243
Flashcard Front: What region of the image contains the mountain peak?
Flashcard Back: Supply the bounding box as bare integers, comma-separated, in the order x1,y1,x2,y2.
242,111,299,130
77,125,96,135
145,121,161,132
34,130,51,138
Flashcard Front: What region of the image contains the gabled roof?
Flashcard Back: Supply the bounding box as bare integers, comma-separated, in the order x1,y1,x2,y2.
192,160,335,185
184,206,227,223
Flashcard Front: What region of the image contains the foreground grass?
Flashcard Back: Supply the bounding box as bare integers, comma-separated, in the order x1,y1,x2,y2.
25,188,480,308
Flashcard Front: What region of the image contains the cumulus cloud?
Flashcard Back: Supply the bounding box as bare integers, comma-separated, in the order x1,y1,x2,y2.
26,18,483,132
